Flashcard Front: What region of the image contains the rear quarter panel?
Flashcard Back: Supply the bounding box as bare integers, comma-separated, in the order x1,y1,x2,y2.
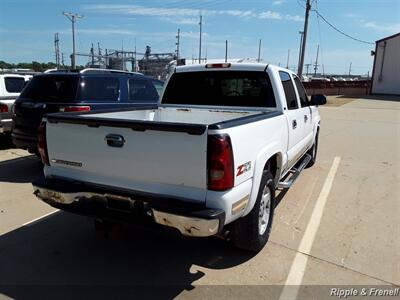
206,114,288,222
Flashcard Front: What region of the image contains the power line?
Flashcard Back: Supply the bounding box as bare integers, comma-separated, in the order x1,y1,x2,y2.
311,9,374,45
296,0,374,45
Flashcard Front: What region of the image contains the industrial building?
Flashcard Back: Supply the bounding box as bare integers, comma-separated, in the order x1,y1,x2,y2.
371,32,400,95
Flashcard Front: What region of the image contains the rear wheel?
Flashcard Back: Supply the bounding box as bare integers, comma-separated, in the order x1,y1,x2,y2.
231,170,275,252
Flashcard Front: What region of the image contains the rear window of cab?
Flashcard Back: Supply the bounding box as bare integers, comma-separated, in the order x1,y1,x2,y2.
163,71,276,108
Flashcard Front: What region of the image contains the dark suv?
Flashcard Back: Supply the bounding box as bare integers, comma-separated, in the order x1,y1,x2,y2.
12,69,162,153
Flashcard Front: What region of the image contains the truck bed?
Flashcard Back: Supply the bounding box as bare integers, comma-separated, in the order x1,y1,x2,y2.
47,106,279,134
84,106,257,124
44,106,281,204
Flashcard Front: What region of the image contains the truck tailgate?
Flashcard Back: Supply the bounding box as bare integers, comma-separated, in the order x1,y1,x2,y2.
45,120,208,203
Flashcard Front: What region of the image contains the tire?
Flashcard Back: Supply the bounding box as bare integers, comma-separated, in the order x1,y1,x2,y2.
231,170,275,253
305,130,319,168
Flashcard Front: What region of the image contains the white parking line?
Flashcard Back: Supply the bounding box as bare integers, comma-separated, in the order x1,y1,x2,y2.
279,156,341,300
22,210,60,227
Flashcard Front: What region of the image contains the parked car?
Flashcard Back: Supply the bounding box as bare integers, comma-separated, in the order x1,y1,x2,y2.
12,68,161,153
0,73,31,135
310,77,330,82
33,63,326,252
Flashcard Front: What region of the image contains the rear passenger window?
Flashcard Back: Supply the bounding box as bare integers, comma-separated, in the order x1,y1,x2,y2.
128,79,159,102
279,71,298,110
293,76,309,107
4,77,26,93
79,77,119,102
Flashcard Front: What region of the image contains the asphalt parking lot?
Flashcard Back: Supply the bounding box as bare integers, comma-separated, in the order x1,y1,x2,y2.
0,96,399,299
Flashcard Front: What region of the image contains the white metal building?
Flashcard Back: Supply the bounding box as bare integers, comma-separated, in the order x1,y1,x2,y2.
371,33,400,95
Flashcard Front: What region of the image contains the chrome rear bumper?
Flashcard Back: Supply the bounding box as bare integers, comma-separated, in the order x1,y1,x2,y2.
152,210,220,237
32,178,224,237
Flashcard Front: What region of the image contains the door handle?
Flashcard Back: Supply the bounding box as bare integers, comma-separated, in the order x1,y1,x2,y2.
304,115,308,122
105,134,125,148
292,120,297,129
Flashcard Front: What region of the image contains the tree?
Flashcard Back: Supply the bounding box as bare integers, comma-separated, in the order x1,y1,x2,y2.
0,61,13,69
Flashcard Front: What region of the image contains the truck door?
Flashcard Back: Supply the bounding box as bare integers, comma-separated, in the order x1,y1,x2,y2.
279,71,304,169
293,75,314,150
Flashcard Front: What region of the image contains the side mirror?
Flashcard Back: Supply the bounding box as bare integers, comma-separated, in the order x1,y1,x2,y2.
310,94,327,106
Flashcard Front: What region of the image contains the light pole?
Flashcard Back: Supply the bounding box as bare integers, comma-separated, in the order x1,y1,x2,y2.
62,12,83,69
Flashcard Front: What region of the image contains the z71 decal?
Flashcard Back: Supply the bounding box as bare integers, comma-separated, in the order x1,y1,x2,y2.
236,161,251,176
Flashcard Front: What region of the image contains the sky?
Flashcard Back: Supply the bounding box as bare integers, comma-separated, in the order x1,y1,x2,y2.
0,0,399,75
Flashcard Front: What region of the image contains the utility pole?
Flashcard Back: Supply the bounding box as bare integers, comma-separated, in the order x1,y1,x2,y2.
297,31,304,71
175,28,180,61
121,40,125,70
105,49,108,69
257,39,262,63
90,43,94,66
225,40,228,62
305,63,311,76
286,49,290,69
61,52,65,67
134,38,137,72
54,33,60,69
348,62,352,76
297,0,311,77
62,12,83,69
313,44,320,77
198,15,202,64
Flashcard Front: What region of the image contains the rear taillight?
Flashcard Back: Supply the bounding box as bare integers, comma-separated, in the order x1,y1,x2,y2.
0,104,8,113
38,122,49,165
60,106,91,112
207,134,234,191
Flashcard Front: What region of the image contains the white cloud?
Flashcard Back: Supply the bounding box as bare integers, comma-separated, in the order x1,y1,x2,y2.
343,14,400,34
273,0,285,5
259,11,282,20
161,17,199,25
361,20,400,34
77,29,138,36
88,4,202,17
85,4,303,23
286,14,304,22
344,13,360,18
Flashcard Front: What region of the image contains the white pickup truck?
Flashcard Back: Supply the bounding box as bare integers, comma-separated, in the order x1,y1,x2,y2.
33,63,326,252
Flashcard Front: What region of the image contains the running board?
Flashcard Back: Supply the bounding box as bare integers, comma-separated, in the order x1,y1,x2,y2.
278,154,312,189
